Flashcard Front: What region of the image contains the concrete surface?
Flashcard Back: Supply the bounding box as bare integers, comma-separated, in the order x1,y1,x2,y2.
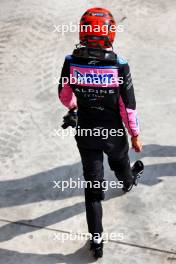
0,0,176,263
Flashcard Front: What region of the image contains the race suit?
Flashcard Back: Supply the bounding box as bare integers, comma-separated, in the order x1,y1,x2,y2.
58,47,140,237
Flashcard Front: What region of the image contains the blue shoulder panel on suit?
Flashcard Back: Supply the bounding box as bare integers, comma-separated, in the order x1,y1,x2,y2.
117,56,128,65
65,55,73,61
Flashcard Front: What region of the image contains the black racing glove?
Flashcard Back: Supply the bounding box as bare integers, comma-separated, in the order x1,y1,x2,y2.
61,108,77,129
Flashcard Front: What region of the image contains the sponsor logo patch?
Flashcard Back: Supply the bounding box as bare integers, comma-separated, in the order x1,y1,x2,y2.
70,65,119,87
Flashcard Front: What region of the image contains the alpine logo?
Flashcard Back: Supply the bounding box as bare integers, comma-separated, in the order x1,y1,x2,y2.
74,87,116,95
88,60,99,65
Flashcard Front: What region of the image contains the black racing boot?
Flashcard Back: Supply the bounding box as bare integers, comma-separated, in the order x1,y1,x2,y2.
90,239,103,259
132,160,144,185
122,160,144,192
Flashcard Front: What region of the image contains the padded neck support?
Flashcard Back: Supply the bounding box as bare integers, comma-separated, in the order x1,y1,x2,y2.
72,47,117,62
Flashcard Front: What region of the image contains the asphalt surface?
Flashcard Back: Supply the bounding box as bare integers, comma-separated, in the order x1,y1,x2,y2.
0,0,176,263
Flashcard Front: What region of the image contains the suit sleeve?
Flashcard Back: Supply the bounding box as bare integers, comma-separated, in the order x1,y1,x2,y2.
58,56,77,109
119,62,140,137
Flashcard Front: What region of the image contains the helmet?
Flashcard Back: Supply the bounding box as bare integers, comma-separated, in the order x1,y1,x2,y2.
79,7,116,48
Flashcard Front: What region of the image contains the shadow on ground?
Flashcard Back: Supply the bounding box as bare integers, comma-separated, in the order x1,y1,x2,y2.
0,242,97,264
0,144,175,256
0,144,175,208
